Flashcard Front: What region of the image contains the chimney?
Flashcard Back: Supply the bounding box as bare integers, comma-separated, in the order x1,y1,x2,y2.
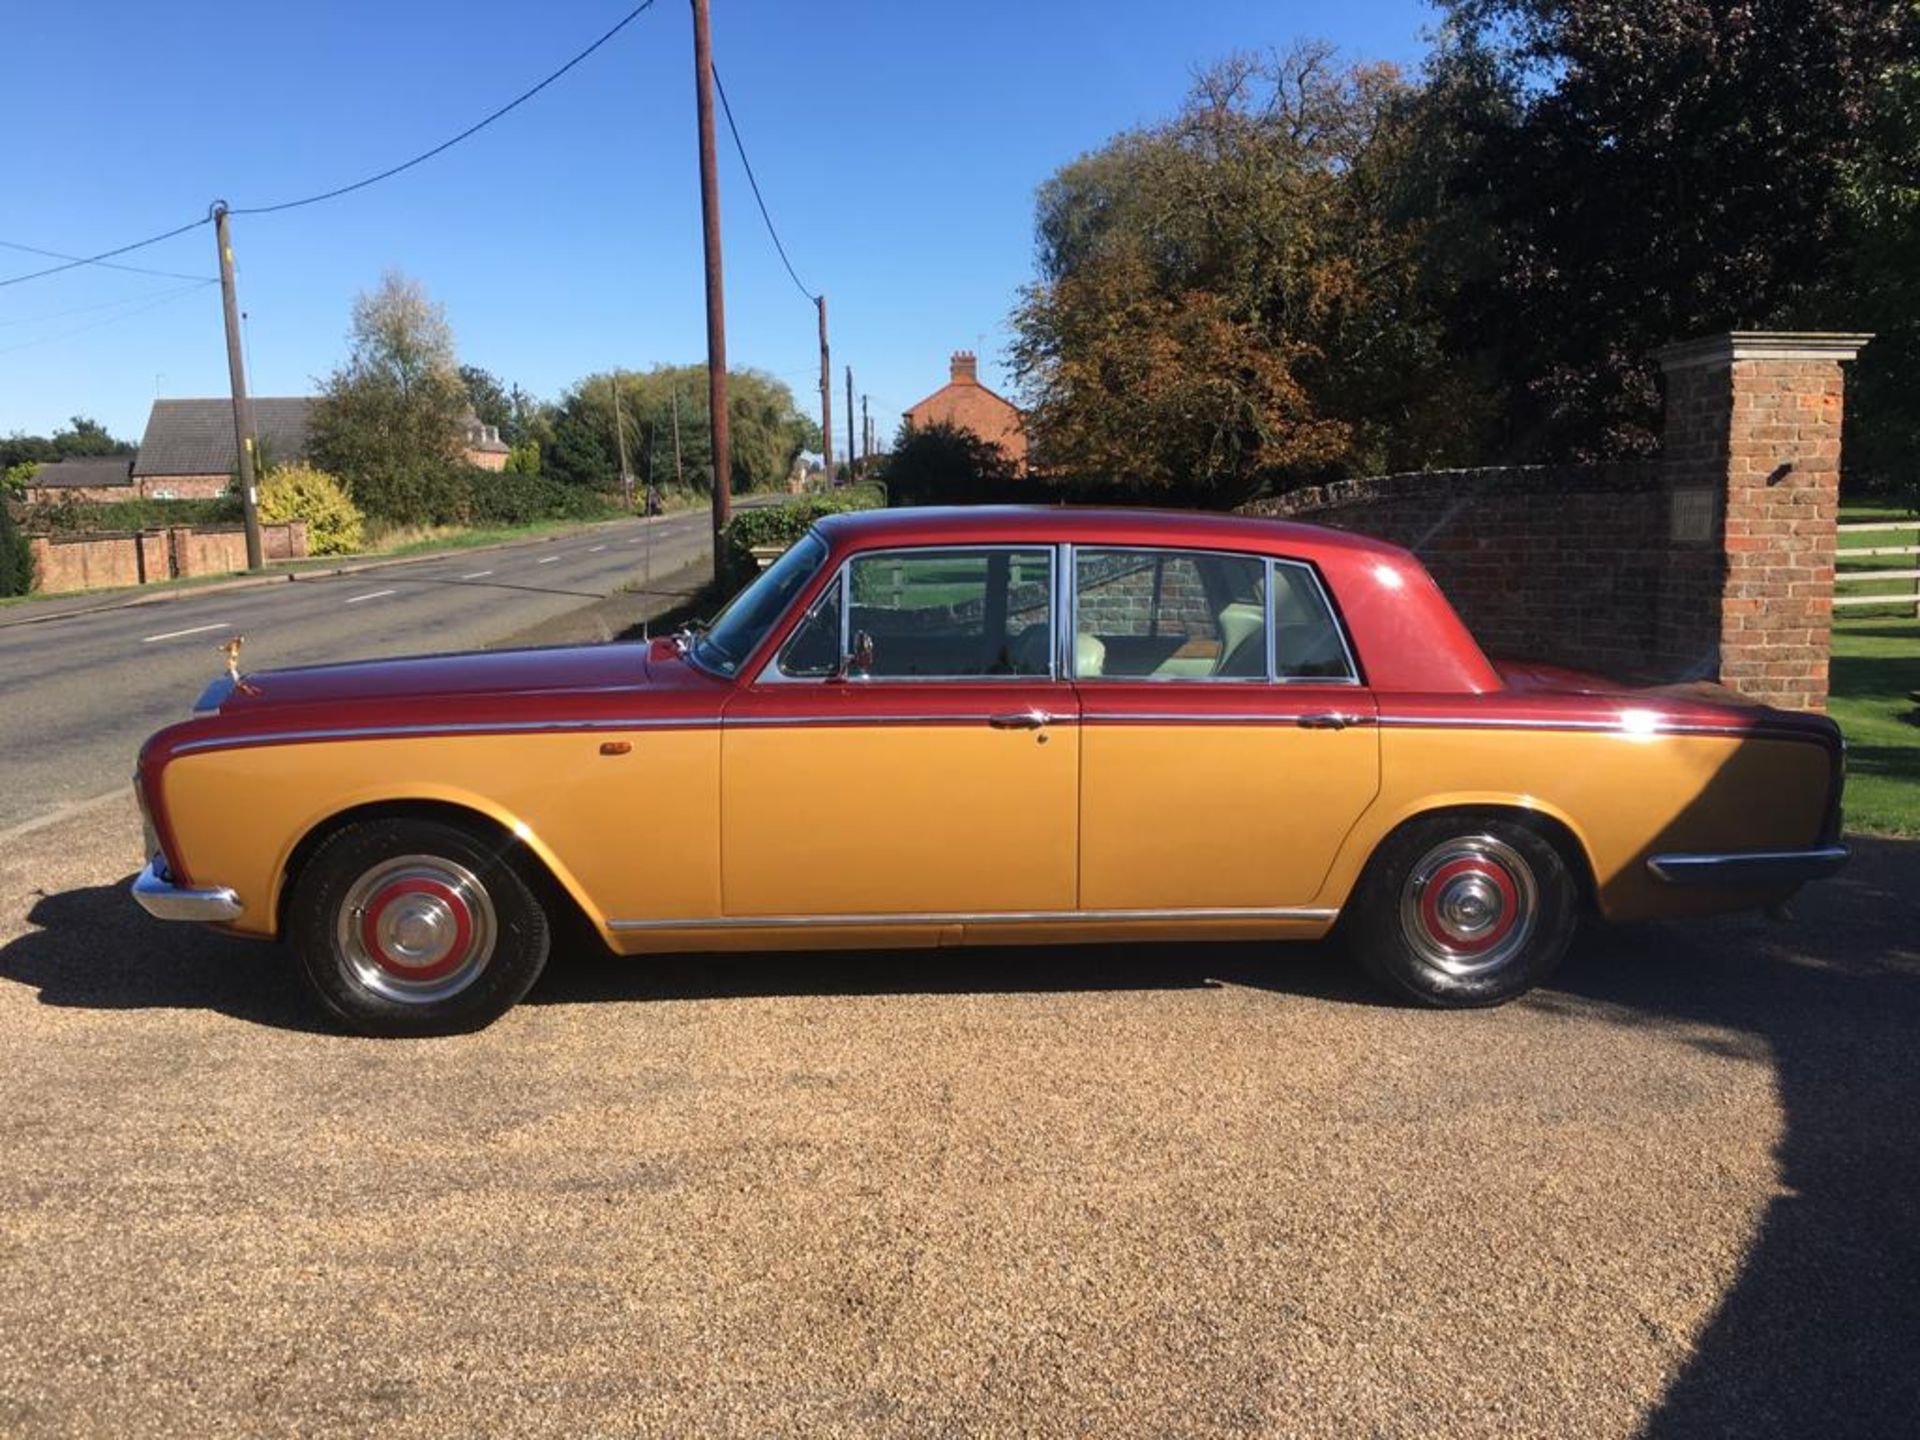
950,350,978,384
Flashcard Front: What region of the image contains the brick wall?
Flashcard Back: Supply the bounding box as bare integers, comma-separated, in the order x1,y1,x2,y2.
1237,332,1869,711
1244,465,1671,678
27,522,308,596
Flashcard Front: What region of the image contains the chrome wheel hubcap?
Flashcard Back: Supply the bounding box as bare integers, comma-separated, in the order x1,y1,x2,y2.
337,855,497,1004
1399,835,1537,978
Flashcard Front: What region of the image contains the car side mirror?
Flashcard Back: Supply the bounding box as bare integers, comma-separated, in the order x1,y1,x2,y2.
832,629,874,682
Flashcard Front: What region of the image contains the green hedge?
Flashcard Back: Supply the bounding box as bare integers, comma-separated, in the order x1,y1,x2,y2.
0,503,31,597
716,486,884,593
20,495,242,535
466,471,620,526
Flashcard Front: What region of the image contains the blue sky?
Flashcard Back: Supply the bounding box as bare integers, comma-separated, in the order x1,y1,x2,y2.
3,0,1435,445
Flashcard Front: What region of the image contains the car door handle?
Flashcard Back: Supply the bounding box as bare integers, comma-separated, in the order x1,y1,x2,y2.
989,709,1052,729
1296,712,1371,730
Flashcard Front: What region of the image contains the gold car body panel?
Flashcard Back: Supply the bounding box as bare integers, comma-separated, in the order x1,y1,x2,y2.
158,729,720,939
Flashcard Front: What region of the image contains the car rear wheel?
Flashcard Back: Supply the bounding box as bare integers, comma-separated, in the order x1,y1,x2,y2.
1345,816,1576,1007
289,817,551,1037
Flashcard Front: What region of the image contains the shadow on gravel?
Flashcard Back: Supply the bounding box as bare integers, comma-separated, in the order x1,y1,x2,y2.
0,877,327,1033
526,935,1384,1008
1539,835,1920,1440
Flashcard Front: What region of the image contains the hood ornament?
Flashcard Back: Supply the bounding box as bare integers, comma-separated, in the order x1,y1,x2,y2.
218,634,261,695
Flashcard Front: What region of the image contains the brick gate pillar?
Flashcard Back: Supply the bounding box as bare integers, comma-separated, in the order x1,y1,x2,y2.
1654,331,1871,711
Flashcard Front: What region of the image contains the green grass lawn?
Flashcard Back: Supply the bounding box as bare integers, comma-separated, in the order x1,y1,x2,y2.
1830,615,1920,836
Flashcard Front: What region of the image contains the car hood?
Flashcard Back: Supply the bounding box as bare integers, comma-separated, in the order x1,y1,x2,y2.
206,639,710,716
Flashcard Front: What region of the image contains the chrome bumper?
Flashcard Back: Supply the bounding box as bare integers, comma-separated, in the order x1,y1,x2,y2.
131,857,243,923
1646,844,1850,887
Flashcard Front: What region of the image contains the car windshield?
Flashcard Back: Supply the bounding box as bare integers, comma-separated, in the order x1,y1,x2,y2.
691,531,830,678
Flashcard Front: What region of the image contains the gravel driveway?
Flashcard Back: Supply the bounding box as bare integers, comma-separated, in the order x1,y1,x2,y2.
1,797,1914,1438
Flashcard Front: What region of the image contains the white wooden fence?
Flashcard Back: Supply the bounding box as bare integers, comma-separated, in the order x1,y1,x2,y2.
1836,518,1920,614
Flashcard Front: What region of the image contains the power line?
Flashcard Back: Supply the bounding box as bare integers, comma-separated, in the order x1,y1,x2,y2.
0,280,216,357
0,283,216,329
231,0,660,216
0,218,213,291
0,0,661,288
711,63,817,302
0,240,213,285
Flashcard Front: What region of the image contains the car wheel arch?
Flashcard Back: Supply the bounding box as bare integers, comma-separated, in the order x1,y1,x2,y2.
273,797,603,944
1345,801,1601,918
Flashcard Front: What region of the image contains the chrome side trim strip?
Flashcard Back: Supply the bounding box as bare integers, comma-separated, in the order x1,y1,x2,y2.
171,717,709,754
725,712,1079,728
131,858,243,923
1376,715,1831,742
610,906,1339,932
1646,845,1849,886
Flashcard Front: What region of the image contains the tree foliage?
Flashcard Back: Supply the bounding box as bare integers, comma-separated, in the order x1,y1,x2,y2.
1014,9,1920,495
1014,45,1466,502
0,416,136,472
883,422,1024,506
543,366,819,495
1424,0,1917,461
309,273,471,521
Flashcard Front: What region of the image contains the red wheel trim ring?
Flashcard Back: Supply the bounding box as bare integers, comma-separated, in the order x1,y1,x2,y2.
1419,856,1520,953
359,877,474,982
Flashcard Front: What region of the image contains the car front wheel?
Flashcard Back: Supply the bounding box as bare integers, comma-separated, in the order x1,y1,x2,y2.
1345,816,1577,1007
288,817,551,1037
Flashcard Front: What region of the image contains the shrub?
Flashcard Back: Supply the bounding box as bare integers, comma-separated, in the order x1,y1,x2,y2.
466,470,619,526
258,464,365,555
716,489,884,594
0,501,31,596
881,424,1023,506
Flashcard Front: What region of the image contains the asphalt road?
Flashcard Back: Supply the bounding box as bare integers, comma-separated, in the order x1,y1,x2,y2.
0,508,723,832
0,796,1914,1437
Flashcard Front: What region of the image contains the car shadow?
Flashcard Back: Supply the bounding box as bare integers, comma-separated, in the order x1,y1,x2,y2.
1535,834,1920,1439
0,875,1387,1034
0,877,332,1033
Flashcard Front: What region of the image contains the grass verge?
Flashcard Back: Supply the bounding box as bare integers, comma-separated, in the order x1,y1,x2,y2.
1829,615,1920,836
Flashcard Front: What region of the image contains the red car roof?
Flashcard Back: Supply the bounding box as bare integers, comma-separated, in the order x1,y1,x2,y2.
815,504,1416,564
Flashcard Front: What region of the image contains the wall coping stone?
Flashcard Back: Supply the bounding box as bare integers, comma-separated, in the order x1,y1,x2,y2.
1654,331,1873,373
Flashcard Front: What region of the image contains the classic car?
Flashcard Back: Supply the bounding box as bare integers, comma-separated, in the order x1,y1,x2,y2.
132,506,1848,1036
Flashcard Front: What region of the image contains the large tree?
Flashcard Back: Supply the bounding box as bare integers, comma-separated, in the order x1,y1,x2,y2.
0,416,135,471
1425,0,1917,461
543,365,818,494
1012,45,1472,502
310,273,471,521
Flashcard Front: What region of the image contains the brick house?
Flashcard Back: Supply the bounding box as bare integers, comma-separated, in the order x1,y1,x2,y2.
20,456,137,504
125,397,513,495
902,351,1028,466
459,414,512,470
131,397,319,499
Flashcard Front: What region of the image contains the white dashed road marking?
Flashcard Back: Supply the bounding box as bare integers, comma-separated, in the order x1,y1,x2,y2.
589,545,607,553
141,622,229,644
461,571,493,579
537,556,560,565
344,589,397,605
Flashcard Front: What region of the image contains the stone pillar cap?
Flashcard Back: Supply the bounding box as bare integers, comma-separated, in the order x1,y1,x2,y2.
1656,331,1874,372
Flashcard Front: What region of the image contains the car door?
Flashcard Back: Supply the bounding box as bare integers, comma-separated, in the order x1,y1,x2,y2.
1072,546,1381,910
720,544,1080,918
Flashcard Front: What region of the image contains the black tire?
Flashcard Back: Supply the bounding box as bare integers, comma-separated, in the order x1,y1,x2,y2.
1344,814,1577,1008
288,817,551,1037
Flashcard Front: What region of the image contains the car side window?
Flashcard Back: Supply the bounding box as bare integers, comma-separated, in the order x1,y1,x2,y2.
1270,562,1356,682
777,578,844,677
799,547,1055,679
1073,549,1269,681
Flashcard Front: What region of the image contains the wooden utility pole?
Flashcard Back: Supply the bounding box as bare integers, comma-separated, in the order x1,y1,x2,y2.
609,370,633,509
817,294,833,480
212,204,265,571
845,365,855,480
690,0,731,544
861,394,870,464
